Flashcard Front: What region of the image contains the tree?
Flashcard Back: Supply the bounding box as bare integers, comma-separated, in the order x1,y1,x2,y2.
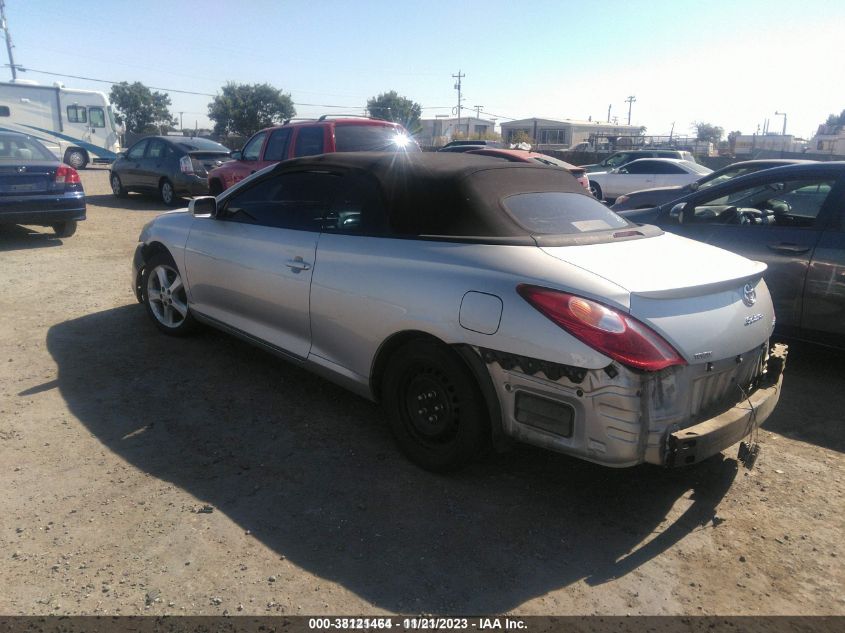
692,121,724,143
109,82,176,134
208,82,295,137
822,109,845,131
366,91,422,132
508,130,533,146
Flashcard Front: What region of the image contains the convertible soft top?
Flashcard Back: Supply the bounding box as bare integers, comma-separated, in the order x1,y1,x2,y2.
270,152,593,240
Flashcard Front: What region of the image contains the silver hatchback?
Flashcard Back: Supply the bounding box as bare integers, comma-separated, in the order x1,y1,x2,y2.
132,153,786,472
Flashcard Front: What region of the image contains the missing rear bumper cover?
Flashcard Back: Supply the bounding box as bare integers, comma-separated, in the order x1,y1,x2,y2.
479,348,587,384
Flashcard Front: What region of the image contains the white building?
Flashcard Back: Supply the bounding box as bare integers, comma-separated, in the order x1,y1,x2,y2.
809,126,845,155
733,134,808,155
499,118,642,150
418,116,496,147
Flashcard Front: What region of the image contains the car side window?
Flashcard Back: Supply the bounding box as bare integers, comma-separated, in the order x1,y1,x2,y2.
127,140,148,160
264,128,292,161
241,132,267,161
323,173,388,235
67,105,87,123
620,161,653,174
146,140,167,159
89,107,105,128
652,162,685,175
223,171,339,231
294,127,325,157
685,178,836,228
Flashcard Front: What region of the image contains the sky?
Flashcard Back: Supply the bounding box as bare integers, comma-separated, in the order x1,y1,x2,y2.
5,0,845,139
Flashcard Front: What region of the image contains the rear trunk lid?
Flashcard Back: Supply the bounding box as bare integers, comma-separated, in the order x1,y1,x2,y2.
0,161,57,196
541,231,774,363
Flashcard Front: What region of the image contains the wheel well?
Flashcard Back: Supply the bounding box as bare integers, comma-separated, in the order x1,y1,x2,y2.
209,178,223,194
159,176,172,188
136,242,171,302
369,331,447,402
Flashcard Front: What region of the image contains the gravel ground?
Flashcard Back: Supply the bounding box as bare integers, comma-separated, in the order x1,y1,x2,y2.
0,167,843,616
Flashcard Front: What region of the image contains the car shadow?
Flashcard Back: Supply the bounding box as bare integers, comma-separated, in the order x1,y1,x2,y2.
761,341,845,453
85,194,184,212
46,305,738,613
0,224,62,251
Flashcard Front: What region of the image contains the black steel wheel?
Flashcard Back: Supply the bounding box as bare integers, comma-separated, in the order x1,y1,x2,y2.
383,340,489,472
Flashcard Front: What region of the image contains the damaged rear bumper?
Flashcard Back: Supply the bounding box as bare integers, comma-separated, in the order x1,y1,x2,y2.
480,343,788,468
665,372,783,467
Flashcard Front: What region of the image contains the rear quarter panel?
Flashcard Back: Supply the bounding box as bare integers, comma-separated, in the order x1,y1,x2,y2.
308,236,630,392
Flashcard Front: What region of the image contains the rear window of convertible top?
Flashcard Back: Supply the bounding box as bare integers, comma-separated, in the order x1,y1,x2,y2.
502,191,630,234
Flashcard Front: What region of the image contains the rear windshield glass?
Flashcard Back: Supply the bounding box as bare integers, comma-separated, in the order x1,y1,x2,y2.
502,192,629,234
684,161,712,175
176,138,230,152
335,125,420,152
0,135,56,161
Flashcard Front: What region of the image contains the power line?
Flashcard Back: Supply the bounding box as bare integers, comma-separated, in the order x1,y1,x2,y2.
5,65,458,113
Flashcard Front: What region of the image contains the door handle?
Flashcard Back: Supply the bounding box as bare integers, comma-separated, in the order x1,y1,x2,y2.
285,257,311,272
767,243,810,254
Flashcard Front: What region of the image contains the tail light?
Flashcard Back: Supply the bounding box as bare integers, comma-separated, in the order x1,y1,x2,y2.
179,155,195,174
517,285,686,372
55,163,80,184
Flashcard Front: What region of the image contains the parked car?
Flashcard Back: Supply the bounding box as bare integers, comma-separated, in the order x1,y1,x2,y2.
0,131,85,237
441,140,505,149
207,116,418,195
466,148,590,191
110,136,231,206
133,152,786,472
436,144,491,153
582,149,697,173
588,158,712,202
619,162,845,349
611,159,813,211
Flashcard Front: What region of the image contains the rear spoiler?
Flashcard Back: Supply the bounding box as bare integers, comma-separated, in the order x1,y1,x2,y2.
631,261,767,300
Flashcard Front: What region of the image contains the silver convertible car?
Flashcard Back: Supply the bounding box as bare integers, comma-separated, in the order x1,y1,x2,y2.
132,153,787,472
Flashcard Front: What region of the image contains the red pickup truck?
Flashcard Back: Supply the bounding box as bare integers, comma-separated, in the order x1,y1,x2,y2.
208,116,418,194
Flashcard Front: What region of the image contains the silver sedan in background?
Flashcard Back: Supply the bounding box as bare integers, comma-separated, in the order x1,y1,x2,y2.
132,153,786,472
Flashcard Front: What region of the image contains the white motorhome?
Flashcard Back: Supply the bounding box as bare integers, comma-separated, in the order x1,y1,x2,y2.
0,80,123,168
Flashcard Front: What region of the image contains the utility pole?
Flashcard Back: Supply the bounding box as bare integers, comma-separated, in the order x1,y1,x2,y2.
625,95,636,125
0,0,19,80
774,111,787,136
669,121,675,142
607,104,612,123
452,70,465,137
178,112,184,133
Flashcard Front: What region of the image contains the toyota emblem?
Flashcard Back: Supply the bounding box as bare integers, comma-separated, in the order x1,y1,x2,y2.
742,283,757,307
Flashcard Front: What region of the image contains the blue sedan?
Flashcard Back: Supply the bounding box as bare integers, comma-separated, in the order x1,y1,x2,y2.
0,131,85,237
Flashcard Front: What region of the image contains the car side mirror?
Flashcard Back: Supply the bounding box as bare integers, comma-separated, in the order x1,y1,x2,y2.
231,150,243,161
687,181,699,192
610,167,620,174
189,196,217,218
669,202,686,223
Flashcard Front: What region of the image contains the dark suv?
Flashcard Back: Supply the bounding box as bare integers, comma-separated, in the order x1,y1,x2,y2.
208,116,418,194
582,149,696,173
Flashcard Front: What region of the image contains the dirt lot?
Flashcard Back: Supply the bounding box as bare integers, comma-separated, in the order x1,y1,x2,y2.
0,167,843,616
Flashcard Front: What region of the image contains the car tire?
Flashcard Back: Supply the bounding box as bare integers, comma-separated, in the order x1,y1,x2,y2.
589,180,603,200
382,339,489,472
51,221,77,238
141,251,196,336
209,179,223,196
64,148,88,170
159,179,178,207
110,173,128,198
